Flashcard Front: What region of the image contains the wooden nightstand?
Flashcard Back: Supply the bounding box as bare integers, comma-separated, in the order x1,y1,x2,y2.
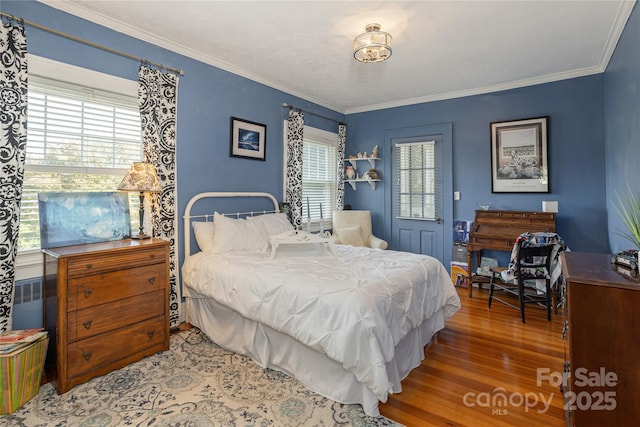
43,238,170,394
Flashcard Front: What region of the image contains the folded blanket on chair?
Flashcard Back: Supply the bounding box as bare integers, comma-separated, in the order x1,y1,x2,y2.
500,232,567,292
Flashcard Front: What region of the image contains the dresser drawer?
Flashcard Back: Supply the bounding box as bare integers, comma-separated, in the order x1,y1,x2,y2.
68,264,167,311
66,246,166,277
471,236,515,249
68,290,166,342
67,315,166,379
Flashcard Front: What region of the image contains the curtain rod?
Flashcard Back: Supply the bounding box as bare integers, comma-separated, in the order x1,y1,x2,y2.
1,12,184,76
282,103,348,126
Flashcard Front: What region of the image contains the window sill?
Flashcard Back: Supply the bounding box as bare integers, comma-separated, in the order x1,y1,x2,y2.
16,249,43,281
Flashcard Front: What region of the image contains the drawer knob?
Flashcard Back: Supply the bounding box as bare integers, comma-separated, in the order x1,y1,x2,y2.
83,351,92,361
147,330,155,339
86,263,93,269
84,289,93,298
148,277,156,284
150,254,156,259
83,320,92,329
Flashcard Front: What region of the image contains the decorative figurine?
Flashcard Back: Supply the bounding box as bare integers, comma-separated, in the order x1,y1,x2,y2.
371,145,379,158
345,165,356,179
365,169,380,180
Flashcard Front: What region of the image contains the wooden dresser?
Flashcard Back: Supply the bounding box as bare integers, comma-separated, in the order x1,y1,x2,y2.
562,252,640,426
43,238,170,394
466,209,556,296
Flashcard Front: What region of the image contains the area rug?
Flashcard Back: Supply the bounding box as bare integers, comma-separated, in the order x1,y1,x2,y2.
4,328,402,426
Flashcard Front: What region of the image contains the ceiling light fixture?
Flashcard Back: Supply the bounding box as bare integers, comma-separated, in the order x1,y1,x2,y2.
353,23,392,63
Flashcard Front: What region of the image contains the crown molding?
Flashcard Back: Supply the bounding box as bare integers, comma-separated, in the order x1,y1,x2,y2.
37,0,345,113
347,0,637,115
598,0,637,72
345,65,604,114
38,0,636,116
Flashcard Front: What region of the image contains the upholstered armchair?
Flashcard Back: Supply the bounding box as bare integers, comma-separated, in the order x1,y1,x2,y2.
332,210,388,250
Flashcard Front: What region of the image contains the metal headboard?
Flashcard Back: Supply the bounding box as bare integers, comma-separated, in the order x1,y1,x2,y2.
182,191,280,258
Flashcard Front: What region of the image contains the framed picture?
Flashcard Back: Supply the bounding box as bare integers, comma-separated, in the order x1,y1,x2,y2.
229,117,266,161
490,116,549,193
455,273,469,289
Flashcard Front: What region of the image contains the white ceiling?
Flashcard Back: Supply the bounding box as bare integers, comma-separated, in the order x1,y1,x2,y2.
40,0,636,114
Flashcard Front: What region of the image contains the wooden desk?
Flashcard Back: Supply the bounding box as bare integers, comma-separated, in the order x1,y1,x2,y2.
466,210,556,297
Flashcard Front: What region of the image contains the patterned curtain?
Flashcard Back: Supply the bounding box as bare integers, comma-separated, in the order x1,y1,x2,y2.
138,66,180,329
335,124,347,210
285,110,304,229
0,22,27,333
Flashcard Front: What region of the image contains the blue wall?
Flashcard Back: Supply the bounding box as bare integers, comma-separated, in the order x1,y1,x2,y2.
605,2,640,253
346,75,609,268
4,0,345,269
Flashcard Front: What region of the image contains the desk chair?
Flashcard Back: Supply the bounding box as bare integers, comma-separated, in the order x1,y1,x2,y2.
488,232,566,323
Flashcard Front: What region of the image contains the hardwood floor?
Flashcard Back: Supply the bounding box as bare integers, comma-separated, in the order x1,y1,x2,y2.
43,285,565,425
379,286,567,427
174,287,566,426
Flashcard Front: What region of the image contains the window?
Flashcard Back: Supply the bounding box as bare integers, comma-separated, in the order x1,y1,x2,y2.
18,57,142,252
395,140,440,221
284,124,338,231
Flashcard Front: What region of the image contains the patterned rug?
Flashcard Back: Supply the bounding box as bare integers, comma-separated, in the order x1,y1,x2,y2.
4,328,402,426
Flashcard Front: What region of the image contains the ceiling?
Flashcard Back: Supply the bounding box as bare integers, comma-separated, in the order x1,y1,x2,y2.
40,1,636,114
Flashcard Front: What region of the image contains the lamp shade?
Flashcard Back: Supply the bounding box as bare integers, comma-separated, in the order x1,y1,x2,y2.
353,23,392,63
117,162,162,193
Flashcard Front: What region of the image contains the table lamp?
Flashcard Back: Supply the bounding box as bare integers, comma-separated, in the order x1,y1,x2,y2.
117,162,162,239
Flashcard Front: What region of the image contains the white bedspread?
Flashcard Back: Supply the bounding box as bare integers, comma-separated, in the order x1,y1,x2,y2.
182,245,461,402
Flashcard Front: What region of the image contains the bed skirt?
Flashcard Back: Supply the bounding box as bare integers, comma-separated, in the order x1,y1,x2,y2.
186,295,446,417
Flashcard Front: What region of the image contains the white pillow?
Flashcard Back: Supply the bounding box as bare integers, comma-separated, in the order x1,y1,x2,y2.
211,212,267,253
192,221,215,252
246,213,293,236
335,225,366,247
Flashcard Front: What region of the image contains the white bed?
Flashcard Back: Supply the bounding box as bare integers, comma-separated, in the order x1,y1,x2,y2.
181,192,461,417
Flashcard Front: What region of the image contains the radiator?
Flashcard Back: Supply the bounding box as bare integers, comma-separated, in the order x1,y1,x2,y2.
12,277,44,329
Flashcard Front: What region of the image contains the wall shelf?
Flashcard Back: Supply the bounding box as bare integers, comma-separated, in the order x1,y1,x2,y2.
345,179,380,190
346,157,379,169
344,157,381,190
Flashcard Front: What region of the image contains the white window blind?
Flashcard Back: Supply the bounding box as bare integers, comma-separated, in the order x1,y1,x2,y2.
18,75,142,251
303,139,337,226
395,140,441,221
283,124,338,232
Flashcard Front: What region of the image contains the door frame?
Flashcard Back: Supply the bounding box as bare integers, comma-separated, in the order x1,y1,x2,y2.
383,123,453,265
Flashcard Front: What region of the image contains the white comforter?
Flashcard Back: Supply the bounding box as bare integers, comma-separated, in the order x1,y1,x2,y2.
182,245,461,401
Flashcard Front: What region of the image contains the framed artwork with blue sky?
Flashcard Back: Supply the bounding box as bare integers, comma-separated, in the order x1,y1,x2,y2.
230,116,266,161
